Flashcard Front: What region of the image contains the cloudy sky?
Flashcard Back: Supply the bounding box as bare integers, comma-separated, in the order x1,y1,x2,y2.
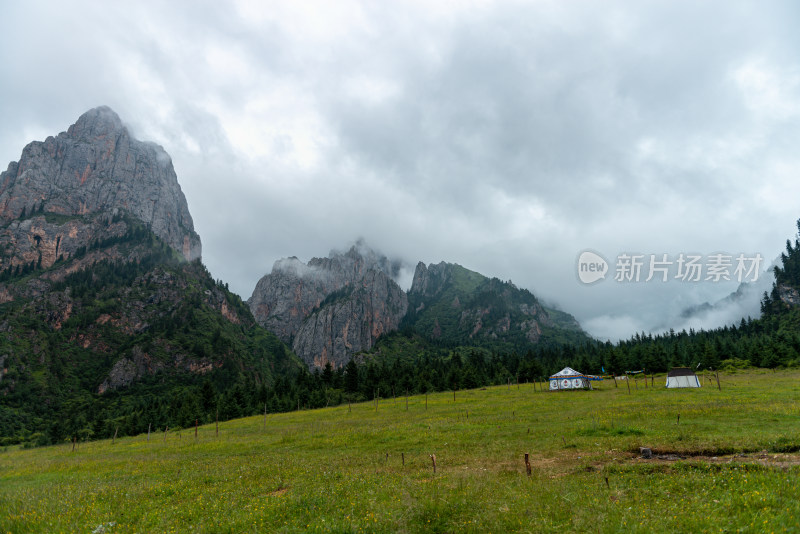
2,0,799,341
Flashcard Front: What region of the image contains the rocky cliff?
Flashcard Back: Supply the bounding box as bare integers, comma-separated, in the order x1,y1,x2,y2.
251,248,587,367
0,106,201,268
249,243,408,368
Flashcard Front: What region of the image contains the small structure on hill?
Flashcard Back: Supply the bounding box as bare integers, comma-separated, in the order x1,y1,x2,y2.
549,367,602,390
665,367,701,388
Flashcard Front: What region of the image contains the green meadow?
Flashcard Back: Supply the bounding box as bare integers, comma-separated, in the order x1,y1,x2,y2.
2,369,799,533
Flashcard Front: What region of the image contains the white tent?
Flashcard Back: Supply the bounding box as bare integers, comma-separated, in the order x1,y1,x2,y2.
549,367,601,390
665,368,701,388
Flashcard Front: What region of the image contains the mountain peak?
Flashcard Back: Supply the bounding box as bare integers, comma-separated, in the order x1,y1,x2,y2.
0,107,201,262
68,106,125,139
333,240,402,280
249,242,408,367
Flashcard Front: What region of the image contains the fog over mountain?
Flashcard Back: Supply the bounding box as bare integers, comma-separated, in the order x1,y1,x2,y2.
2,1,799,341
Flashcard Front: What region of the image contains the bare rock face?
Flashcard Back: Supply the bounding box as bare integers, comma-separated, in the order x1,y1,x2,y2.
249,243,408,368
98,346,163,394
0,106,201,264
0,215,128,274
410,261,453,299
248,256,342,344
778,284,800,307
292,269,408,368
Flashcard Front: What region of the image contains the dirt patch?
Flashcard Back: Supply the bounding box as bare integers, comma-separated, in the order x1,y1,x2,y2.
384,450,800,481
630,451,800,468
266,487,289,497
698,452,800,468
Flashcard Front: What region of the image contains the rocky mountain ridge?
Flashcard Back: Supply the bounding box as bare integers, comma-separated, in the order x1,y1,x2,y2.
250,249,587,368
248,243,408,368
406,261,583,349
0,106,201,269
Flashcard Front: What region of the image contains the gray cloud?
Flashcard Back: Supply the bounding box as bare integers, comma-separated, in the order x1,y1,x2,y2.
2,1,799,340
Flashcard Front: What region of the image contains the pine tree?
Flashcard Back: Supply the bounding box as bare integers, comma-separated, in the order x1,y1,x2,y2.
343,359,359,394
322,362,334,386
200,379,216,414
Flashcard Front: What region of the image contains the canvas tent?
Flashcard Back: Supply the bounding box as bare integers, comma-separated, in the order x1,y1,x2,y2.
549,367,602,390
665,367,701,388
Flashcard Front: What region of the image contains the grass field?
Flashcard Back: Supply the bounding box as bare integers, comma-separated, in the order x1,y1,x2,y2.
2,369,800,533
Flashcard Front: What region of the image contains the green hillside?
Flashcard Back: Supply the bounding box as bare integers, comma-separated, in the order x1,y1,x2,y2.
2,369,798,533
404,263,589,352
0,224,300,447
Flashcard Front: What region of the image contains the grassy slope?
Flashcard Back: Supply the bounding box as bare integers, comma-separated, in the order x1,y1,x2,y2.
2,369,799,533
406,264,589,352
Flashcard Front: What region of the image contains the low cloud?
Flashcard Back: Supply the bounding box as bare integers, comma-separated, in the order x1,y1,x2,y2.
1,1,798,339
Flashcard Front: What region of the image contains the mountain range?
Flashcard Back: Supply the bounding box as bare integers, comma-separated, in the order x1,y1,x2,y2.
6,106,793,448
248,244,587,368
0,107,585,445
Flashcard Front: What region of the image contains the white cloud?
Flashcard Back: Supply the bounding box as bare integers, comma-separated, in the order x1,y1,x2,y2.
733,58,800,120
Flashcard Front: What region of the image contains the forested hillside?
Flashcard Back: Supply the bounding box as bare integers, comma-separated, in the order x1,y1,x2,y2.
404,261,588,351
0,222,300,446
